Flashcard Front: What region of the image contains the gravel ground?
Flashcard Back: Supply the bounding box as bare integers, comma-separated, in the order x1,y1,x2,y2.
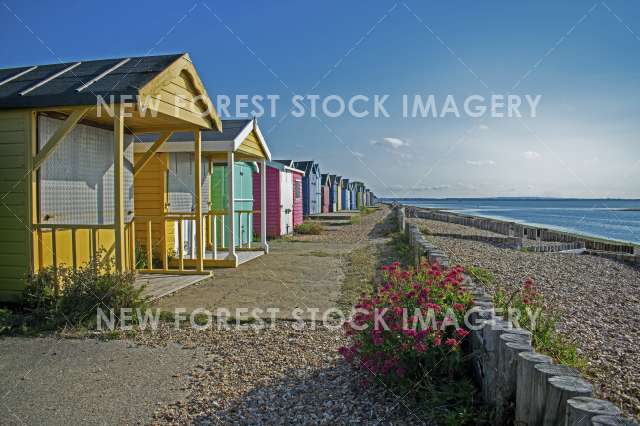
415,218,640,419
139,322,425,425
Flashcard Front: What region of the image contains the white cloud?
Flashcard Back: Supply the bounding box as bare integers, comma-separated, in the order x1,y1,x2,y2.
370,137,408,149
478,124,489,131
465,159,496,167
523,151,541,160
353,151,365,158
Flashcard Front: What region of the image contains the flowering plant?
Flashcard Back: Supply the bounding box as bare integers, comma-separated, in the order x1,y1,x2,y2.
339,261,473,391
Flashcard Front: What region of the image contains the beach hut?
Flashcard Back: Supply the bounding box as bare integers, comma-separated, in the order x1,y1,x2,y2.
335,176,344,210
0,53,222,301
328,175,339,212
353,181,365,209
341,178,351,211
253,161,304,237
320,173,331,213
135,118,272,268
293,161,321,216
349,183,358,210
274,160,304,228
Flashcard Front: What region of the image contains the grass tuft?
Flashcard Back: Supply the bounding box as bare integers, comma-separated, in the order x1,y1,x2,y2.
295,221,323,235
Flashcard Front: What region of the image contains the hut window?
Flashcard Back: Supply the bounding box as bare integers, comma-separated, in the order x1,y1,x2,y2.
37,115,134,225
166,152,209,213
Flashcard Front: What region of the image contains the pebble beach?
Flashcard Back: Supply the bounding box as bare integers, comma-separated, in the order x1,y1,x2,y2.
412,217,640,419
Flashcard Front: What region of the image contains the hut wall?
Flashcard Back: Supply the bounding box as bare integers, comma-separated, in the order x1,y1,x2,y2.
312,168,321,215
292,171,303,227
253,165,281,237
0,110,30,301
321,184,330,213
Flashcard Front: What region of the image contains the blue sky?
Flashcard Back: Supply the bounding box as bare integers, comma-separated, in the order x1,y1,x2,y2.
2,1,640,198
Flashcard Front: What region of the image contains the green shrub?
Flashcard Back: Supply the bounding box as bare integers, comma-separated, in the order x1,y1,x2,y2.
466,266,495,286
295,221,323,235
493,278,584,369
21,257,147,330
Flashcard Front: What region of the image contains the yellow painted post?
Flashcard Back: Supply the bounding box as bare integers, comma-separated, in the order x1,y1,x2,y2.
71,228,77,269
36,228,43,271
194,130,204,271
129,221,136,271
51,227,57,270
162,217,168,272
212,215,217,259
113,104,125,272
146,219,153,269
91,228,97,267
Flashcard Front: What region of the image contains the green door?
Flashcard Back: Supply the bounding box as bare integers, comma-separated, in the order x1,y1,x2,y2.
210,162,254,248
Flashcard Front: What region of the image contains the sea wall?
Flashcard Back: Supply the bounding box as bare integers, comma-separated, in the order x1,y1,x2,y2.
394,206,633,425
409,207,636,255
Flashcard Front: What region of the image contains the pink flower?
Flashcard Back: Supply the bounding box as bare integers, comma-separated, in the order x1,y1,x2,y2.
414,342,427,352
453,303,465,312
456,328,469,338
445,338,458,347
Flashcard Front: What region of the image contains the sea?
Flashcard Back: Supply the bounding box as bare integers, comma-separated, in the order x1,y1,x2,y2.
386,198,640,245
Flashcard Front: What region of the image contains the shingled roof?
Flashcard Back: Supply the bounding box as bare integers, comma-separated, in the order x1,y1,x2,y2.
0,54,184,109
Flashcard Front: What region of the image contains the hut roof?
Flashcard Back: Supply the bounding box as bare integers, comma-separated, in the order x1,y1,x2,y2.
268,160,305,175
274,159,294,167
293,161,319,175
0,54,182,109
135,119,271,159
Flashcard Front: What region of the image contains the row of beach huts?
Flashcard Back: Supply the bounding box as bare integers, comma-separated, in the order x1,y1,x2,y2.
0,53,376,301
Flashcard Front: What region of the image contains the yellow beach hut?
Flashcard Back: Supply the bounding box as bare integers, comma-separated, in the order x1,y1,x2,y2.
134,118,271,269
0,53,220,301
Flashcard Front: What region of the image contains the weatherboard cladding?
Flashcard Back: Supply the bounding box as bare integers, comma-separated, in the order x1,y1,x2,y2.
292,169,303,227
253,165,281,237
320,173,330,213
294,161,321,216
0,54,184,109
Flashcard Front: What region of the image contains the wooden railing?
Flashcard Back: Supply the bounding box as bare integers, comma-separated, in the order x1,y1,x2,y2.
133,209,259,273
33,222,135,271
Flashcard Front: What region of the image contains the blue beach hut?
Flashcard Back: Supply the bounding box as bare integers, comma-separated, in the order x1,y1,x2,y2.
293,161,321,216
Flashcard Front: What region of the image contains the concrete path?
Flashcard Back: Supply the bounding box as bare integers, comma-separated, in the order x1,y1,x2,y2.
0,337,204,425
